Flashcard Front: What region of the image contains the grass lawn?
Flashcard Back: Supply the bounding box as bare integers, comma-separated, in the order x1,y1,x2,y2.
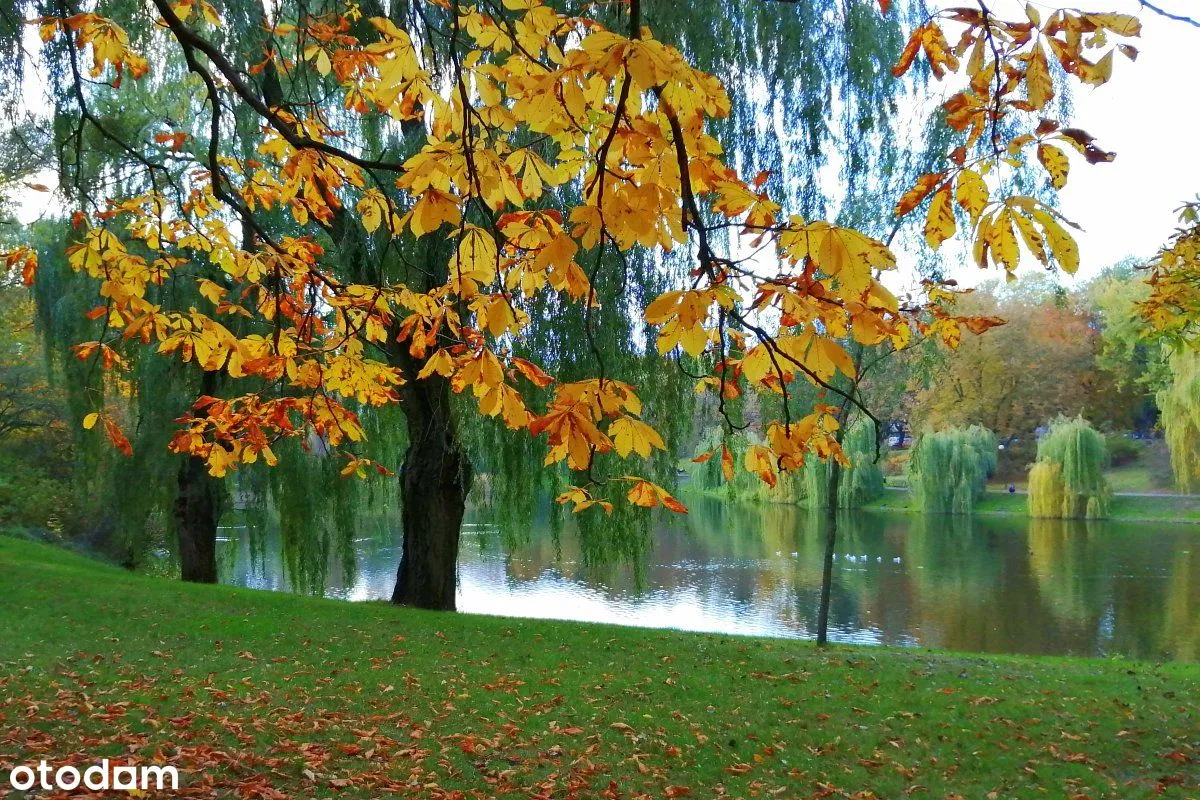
866,488,1200,523
866,490,1031,516
1,537,1198,799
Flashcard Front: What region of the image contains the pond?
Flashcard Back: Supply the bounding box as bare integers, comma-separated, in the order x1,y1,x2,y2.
212,497,1200,663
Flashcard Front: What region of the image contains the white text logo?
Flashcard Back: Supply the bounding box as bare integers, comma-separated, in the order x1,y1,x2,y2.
7,760,179,793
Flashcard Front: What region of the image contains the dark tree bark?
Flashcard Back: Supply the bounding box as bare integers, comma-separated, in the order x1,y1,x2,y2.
173,369,226,583
390,366,472,610
174,453,224,583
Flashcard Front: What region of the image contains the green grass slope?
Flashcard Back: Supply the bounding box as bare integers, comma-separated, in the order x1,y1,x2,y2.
1,537,1197,798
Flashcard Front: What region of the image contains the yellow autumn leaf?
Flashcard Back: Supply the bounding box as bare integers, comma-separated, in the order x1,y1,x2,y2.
779,221,893,294
1084,13,1141,36
644,290,682,325
555,486,613,514
1011,209,1048,265
1026,44,1053,109
923,185,956,250
987,209,1020,273
417,348,456,379
452,226,499,290
1036,143,1069,189
1077,50,1114,87
408,190,461,237
609,416,666,459
744,444,778,488
954,168,989,225
777,330,856,383
1031,207,1080,273
740,343,775,385
357,189,390,234
197,278,226,305
656,317,709,357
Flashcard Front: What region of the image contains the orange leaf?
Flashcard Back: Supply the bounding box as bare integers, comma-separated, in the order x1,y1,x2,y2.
511,357,554,388
894,172,944,217
962,315,1007,335
102,417,133,457
626,479,688,513
892,26,923,77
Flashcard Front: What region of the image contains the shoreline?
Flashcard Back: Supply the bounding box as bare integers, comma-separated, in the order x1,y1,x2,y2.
684,487,1200,525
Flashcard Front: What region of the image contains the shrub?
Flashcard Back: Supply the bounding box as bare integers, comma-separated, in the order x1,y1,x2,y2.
907,426,997,514
1104,434,1142,467
1028,417,1110,519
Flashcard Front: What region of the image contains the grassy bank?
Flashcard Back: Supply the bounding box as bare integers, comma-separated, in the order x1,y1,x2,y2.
865,488,1200,523
1,537,1198,798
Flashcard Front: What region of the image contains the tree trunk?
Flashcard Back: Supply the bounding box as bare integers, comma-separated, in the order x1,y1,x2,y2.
174,453,223,583
173,369,226,583
816,457,842,646
390,370,472,610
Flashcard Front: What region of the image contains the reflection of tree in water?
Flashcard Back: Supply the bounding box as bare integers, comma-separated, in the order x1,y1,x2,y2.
1027,518,1105,624
216,487,405,598
1162,545,1200,661
478,496,822,627
206,404,410,596
1099,525,1200,662
898,513,1095,657
480,499,654,593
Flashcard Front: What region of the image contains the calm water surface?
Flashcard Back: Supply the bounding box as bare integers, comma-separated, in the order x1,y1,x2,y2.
215,498,1200,662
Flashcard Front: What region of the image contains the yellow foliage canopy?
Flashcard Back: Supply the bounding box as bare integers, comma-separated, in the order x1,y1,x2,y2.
0,0,1141,511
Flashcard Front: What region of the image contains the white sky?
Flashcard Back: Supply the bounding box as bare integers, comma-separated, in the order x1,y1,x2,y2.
931,0,1200,290
1054,1,1200,280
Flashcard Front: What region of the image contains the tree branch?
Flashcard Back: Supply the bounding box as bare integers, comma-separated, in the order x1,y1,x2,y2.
1140,1,1200,28
149,0,411,174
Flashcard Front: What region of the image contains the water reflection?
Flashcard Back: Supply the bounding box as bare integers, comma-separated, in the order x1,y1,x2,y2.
214,497,1200,662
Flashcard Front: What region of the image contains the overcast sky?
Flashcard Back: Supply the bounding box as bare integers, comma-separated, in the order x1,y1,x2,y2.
935,0,1200,290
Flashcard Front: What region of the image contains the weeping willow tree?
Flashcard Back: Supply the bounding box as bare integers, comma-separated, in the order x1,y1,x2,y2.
29,219,185,564
1028,417,1110,520
18,15,402,584
907,426,997,515
645,0,935,222
1157,349,1200,492
804,417,884,509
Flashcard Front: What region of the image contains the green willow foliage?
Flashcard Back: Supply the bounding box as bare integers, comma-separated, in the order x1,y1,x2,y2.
31,220,184,562
1028,417,1110,520
908,426,997,515
1157,349,1200,492
645,0,943,231
803,418,885,509
684,416,882,509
